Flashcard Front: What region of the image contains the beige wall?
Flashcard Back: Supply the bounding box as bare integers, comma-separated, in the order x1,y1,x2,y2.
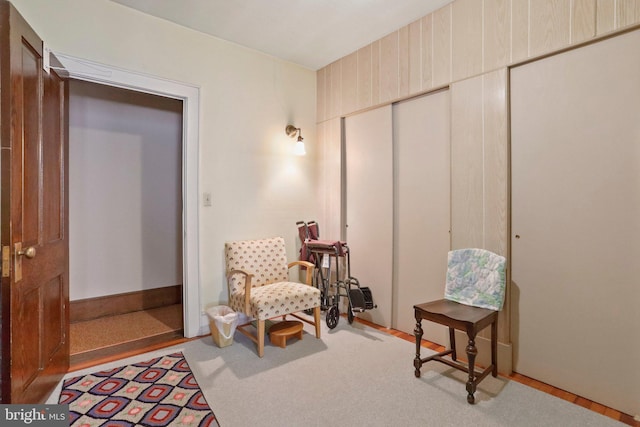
12,0,318,314
68,81,183,301
316,0,640,367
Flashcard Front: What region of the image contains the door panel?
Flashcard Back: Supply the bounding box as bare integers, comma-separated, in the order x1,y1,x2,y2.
393,90,451,338
22,43,41,247
19,287,41,389
344,105,393,327
511,29,640,416
0,1,69,403
43,277,65,359
43,68,64,243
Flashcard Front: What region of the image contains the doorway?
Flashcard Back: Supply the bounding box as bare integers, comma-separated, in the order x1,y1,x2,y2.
67,80,184,365
55,52,202,341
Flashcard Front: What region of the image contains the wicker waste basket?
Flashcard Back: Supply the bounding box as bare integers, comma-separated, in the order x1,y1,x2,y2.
206,306,238,348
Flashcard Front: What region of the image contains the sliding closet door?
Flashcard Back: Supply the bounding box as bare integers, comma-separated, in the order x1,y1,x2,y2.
393,90,450,337
344,105,393,327
511,30,640,416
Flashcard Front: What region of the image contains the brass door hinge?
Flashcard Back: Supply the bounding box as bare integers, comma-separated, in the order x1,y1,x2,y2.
1,246,10,277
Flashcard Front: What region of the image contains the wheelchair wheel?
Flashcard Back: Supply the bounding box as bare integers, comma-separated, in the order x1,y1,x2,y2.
326,305,339,329
347,303,354,324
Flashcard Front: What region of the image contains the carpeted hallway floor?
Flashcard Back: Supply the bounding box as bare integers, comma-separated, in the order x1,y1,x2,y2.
70,303,183,355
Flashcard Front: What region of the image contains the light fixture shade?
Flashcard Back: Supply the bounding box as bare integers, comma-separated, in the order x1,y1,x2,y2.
293,139,306,156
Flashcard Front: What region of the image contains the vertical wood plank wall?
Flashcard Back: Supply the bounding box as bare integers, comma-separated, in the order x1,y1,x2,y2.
318,0,640,123
315,0,640,350
316,118,342,240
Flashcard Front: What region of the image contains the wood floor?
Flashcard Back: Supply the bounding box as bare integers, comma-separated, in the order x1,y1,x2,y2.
68,310,638,426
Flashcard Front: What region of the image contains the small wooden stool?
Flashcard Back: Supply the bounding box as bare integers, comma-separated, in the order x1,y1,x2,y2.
269,320,303,348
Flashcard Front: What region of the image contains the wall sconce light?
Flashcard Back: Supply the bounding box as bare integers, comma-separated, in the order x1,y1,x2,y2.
286,124,306,156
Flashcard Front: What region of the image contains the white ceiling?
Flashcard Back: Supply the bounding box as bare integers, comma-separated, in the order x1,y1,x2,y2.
110,0,453,70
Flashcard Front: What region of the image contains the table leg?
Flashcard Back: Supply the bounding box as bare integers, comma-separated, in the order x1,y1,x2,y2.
465,334,478,404
414,315,423,378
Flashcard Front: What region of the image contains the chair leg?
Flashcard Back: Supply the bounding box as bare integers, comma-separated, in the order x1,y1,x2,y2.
313,306,321,338
257,319,265,357
491,318,498,377
465,333,478,404
414,317,424,378
449,327,457,361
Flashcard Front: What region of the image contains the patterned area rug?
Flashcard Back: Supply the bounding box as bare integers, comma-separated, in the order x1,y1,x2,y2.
59,352,219,427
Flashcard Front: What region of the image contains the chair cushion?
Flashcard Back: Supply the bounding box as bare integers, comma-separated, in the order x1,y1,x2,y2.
248,281,320,320
444,248,506,311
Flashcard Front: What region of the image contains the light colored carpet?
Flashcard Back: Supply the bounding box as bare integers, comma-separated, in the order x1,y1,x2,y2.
70,304,183,354
52,316,624,427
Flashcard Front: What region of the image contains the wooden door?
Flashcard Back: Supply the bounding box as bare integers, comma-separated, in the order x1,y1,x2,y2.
344,105,393,327
0,1,69,403
511,30,640,415
393,90,450,338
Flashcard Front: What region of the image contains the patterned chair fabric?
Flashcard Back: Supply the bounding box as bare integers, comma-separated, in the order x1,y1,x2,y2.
225,237,321,320
444,248,507,311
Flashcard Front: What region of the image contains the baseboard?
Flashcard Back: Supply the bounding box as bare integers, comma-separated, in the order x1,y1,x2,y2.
70,285,183,323
453,330,513,375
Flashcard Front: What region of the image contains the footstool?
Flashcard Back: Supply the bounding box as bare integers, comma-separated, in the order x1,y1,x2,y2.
269,320,303,348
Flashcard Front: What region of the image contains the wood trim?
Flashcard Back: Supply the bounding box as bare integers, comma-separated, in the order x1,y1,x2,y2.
70,285,182,323
69,334,189,372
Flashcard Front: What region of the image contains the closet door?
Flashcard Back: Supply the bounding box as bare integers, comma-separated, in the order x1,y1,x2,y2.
344,105,393,327
0,2,69,403
511,30,640,416
393,90,450,337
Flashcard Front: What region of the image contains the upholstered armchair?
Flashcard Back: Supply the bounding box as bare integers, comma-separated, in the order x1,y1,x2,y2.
225,237,322,357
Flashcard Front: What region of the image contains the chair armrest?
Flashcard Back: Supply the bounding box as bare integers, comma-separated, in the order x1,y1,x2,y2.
288,261,315,285
227,268,254,314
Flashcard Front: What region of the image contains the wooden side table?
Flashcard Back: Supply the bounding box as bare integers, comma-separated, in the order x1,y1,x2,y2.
413,299,499,404
269,320,304,348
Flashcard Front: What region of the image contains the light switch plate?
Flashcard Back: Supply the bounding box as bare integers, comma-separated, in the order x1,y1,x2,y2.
203,192,212,207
